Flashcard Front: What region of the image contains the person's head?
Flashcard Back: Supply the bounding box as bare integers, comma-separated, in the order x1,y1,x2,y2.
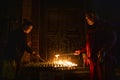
23,21,33,34
85,12,99,25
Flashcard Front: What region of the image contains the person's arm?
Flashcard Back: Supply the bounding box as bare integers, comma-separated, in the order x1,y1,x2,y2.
24,43,41,58
24,45,33,54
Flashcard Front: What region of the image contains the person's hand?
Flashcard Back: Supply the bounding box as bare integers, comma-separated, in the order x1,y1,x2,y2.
32,51,45,62
32,51,36,55
97,48,105,59
32,51,40,57
36,53,40,58
97,49,106,63
74,50,81,55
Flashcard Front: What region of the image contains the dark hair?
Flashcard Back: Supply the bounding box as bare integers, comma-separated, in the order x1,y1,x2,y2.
85,12,99,22
22,19,33,30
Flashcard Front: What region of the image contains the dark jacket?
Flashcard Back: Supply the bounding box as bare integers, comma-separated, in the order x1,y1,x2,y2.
86,21,116,61
4,28,33,61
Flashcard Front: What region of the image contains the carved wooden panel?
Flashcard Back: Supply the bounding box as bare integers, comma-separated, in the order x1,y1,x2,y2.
42,8,85,59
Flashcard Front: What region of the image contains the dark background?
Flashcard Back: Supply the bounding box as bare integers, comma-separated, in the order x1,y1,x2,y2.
0,0,120,61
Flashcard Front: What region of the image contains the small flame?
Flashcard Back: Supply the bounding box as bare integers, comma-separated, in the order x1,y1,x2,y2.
55,54,60,58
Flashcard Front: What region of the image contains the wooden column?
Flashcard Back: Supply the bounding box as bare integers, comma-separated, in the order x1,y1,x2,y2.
22,0,32,21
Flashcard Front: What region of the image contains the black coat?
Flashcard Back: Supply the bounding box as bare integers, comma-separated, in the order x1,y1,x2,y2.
4,28,33,61
87,21,116,60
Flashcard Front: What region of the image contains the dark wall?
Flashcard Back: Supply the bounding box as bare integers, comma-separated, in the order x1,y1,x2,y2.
0,0,22,19
86,0,120,23
0,0,22,55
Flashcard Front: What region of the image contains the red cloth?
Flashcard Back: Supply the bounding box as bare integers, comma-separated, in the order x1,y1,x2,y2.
85,29,102,80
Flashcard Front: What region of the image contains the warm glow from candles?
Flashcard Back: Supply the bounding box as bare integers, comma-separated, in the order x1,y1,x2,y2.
53,60,77,67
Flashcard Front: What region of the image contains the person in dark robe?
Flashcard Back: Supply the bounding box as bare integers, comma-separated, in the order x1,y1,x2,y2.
85,12,117,80
2,20,39,80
